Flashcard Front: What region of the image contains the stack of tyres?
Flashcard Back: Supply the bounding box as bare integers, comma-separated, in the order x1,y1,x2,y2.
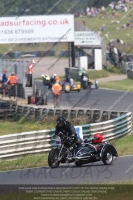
17,83,23,97
31,96,35,104
0,102,10,109
27,95,32,104
35,96,44,105
28,96,36,104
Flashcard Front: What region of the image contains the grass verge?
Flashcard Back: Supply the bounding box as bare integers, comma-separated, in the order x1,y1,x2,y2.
87,69,110,80
99,78,133,91
0,43,68,56
0,154,48,172
111,133,133,156
0,119,55,136
0,116,90,136
35,64,122,81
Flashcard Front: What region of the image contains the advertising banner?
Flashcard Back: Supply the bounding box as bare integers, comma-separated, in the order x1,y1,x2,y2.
74,31,101,46
0,15,74,43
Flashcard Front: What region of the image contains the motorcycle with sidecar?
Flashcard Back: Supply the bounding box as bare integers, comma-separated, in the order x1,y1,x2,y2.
48,132,118,168
62,82,81,93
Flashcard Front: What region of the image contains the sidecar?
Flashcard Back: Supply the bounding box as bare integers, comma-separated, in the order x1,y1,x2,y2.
72,134,118,167
71,82,81,92
62,82,81,93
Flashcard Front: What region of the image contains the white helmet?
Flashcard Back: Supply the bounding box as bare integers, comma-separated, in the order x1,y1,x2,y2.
41,74,44,77
32,60,36,64
53,73,56,77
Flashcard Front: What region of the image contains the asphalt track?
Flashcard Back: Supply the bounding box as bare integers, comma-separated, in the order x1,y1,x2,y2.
1,81,133,186
0,156,133,184
35,80,133,112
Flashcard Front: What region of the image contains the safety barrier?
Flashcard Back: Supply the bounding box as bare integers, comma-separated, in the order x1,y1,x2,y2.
13,106,131,122
0,101,131,122
0,112,131,160
0,102,130,122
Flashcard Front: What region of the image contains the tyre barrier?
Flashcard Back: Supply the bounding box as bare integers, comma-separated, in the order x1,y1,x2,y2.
0,102,130,122
0,112,132,159
0,50,56,59
9,105,129,122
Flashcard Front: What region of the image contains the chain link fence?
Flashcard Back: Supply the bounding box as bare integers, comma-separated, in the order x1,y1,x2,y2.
0,59,29,87
0,59,31,98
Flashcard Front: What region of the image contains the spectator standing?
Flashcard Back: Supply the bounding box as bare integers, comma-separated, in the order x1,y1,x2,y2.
2,70,8,97
52,80,62,108
5,72,18,98
86,7,90,15
101,24,105,31
7,48,13,58
113,46,119,65
26,59,36,87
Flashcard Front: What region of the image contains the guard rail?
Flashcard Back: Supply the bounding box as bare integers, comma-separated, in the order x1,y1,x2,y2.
0,112,132,160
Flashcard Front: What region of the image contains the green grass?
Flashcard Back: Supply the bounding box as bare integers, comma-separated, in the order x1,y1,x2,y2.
111,133,133,156
0,116,91,136
0,42,68,56
99,78,133,91
0,154,48,172
87,69,110,79
76,2,133,53
0,119,55,136
106,64,123,74
87,63,122,80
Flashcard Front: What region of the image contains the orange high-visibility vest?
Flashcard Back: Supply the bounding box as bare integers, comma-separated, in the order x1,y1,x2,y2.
27,63,34,74
52,84,61,95
55,76,60,82
9,76,17,85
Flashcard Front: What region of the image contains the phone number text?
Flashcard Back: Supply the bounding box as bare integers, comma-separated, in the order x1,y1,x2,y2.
0,30,34,34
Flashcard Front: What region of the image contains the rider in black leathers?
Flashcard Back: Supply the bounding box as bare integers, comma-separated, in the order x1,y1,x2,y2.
80,71,89,88
55,116,82,150
62,76,71,86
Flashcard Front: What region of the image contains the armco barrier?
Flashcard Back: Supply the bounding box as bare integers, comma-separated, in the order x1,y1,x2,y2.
0,112,132,160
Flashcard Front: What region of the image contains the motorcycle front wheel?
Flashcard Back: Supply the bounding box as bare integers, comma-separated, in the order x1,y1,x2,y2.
48,149,60,168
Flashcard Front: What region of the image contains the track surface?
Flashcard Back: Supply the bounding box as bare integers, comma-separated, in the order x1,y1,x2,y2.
0,156,133,184
35,80,133,112
1,81,132,185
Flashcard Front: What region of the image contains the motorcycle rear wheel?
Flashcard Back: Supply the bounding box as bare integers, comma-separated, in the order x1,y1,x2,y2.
48,149,60,168
102,148,113,165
